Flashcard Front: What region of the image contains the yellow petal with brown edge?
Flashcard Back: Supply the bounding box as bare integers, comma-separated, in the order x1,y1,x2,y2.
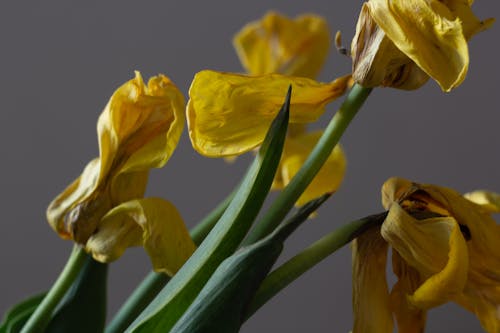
352,226,393,333
47,158,102,239
381,204,468,309
464,190,500,213
97,71,185,184
86,197,196,276
187,70,351,157
279,131,346,206
367,0,469,91
390,250,427,333
233,11,330,78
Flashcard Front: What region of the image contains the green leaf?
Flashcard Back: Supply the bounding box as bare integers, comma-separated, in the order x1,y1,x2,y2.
169,194,330,333
0,293,46,333
45,255,108,333
126,87,291,332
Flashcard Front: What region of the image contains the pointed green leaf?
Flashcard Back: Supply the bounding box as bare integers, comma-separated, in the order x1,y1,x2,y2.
45,255,108,333
170,194,330,333
0,293,46,333
126,88,291,332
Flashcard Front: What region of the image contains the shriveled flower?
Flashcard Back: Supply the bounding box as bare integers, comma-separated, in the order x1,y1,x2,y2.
351,0,494,91
233,11,330,78
353,177,500,333
47,72,195,275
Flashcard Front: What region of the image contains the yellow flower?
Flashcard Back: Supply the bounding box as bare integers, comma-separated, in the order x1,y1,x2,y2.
47,72,195,276
351,0,494,91
352,177,500,333
188,12,348,205
233,11,330,78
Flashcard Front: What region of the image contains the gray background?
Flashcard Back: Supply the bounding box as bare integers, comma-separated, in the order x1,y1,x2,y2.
0,1,498,332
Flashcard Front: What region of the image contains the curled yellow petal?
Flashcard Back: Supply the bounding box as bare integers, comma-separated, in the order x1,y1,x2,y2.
351,3,430,90
367,0,471,91
279,130,346,206
98,71,185,180
86,198,196,276
47,158,102,240
352,226,393,333
382,204,468,309
187,70,351,157
233,11,330,78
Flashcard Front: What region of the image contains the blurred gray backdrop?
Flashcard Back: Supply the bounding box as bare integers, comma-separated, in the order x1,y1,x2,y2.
0,1,498,332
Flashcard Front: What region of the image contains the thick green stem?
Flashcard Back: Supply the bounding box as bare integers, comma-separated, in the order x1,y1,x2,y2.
20,245,88,333
105,192,234,333
244,211,387,319
244,84,372,245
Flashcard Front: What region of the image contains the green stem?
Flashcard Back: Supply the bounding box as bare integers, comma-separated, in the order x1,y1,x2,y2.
244,84,372,245
20,245,87,333
105,192,234,333
244,211,387,319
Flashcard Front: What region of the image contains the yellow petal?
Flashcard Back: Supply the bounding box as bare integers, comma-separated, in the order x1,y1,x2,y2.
464,190,500,213
381,204,468,309
352,226,393,333
279,130,346,206
367,0,469,91
98,71,185,180
351,3,430,90
233,11,330,78
86,198,196,276
46,158,102,239
442,0,494,39
187,70,351,157
390,250,427,333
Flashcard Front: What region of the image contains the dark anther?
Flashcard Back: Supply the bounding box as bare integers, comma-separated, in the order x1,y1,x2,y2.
459,224,472,241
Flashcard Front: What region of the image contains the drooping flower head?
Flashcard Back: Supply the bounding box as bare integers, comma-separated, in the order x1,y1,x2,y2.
352,177,500,332
188,12,349,205
47,72,195,275
351,0,494,91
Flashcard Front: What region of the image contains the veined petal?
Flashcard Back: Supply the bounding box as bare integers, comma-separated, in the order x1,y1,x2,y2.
187,70,350,157
382,204,468,309
390,250,427,333
233,11,330,78
464,190,500,213
367,0,469,91
98,71,185,180
86,198,196,276
279,130,346,206
352,227,393,333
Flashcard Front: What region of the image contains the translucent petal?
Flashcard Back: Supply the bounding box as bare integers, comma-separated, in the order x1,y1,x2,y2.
279,130,346,206
368,0,470,91
86,198,196,276
382,204,469,309
187,70,350,157
233,11,330,78
352,227,393,333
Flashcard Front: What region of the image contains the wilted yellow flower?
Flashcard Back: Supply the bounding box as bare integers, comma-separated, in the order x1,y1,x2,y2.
234,11,330,78
231,12,347,204
47,72,195,275
352,177,500,333
351,0,494,91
